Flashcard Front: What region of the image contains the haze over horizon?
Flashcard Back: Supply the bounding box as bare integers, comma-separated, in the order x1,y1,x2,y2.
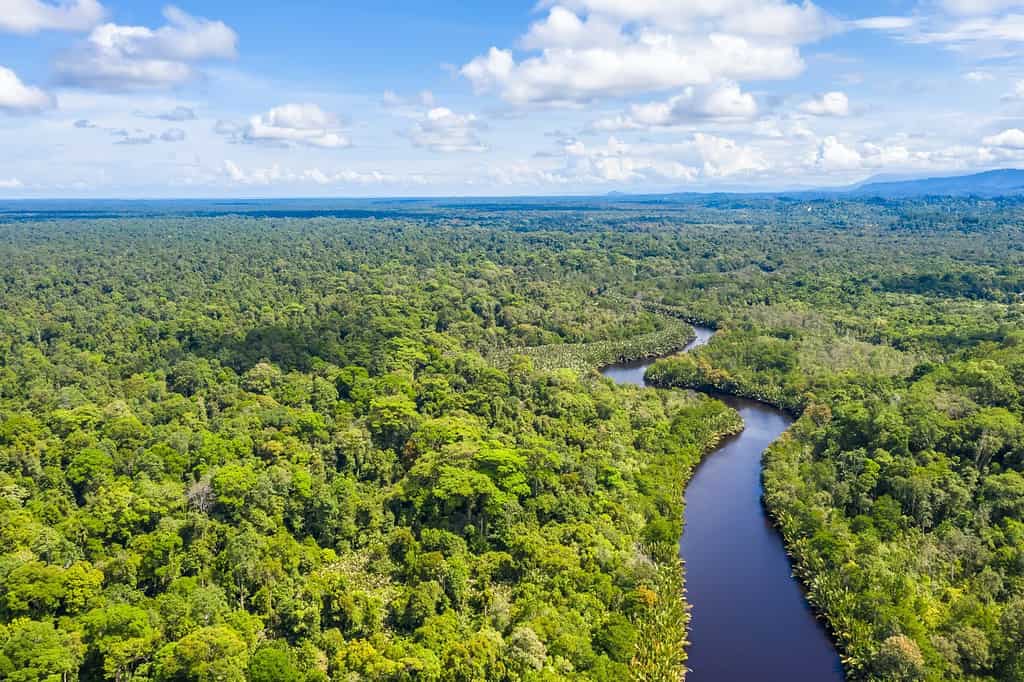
4,0,1024,198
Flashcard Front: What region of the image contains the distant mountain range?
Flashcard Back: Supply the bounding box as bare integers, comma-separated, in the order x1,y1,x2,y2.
842,169,1024,198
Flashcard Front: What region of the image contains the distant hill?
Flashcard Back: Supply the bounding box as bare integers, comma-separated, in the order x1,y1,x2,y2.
848,169,1024,198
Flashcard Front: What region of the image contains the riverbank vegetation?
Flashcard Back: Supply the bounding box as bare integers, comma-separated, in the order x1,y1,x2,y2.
491,317,694,373
635,202,1024,681
1,196,1023,680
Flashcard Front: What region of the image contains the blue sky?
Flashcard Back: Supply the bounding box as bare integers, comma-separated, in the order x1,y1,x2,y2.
1,0,1024,197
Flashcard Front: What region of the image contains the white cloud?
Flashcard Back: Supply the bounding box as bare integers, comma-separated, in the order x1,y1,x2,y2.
799,91,850,116
0,66,56,113
536,133,768,185
550,136,700,183
488,161,573,187
964,70,995,80
694,133,770,176
0,178,24,189
470,35,803,105
860,142,925,167
259,103,332,129
55,6,237,90
222,160,396,186
813,135,862,169
467,2,908,107
405,106,487,153
307,169,398,185
147,6,237,61
541,0,838,39
720,1,841,42
0,0,104,34
983,128,1024,147
461,0,827,105
234,103,351,149
521,6,622,49
593,81,757,130
849,16,915,30
461,48,516,95
803,137,937,174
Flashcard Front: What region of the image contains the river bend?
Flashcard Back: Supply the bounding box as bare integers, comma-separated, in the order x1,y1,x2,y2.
601,327,844,681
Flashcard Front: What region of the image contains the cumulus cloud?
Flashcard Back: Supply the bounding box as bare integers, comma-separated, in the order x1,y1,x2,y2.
405,106,487,153
0,178,24,189
460,0,834,105
554,136,699,183
528,133,772,186
719,0,841,42
0,0,104,34
461,48,516,95
983,128,1024,148
222,160,396,186
467,35,803,105
965,70,995,80
592,81,757,130
810,136,862,169
305,169,397,185
520,6,623,49
229,103,351,149
0,66,56,113
804,136,927,172
488,161,574,187
385,94,488,153
859,143,929,168
540,0,838,38
799,91,850,116
55,6,237,90
461,1,912,106
693,133,770,176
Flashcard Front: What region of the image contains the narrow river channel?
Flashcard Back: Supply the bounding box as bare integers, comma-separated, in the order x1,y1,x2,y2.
601,327,845,681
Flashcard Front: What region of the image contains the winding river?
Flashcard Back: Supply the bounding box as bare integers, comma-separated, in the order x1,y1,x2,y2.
601,327,845,681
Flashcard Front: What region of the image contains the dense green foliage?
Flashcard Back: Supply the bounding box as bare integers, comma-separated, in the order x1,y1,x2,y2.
2,195,1024,681
0,216,740,681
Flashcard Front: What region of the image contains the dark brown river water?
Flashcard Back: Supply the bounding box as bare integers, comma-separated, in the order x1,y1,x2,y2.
601,327,845,681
